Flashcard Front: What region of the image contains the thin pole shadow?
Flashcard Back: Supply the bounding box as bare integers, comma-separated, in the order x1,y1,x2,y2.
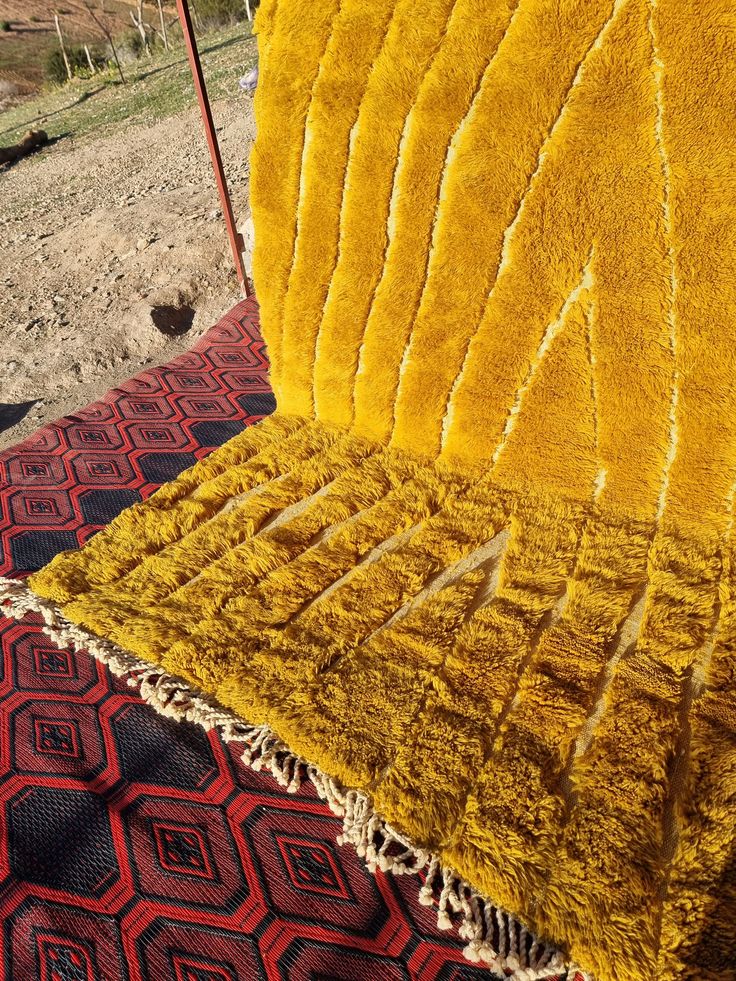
0,88,106,138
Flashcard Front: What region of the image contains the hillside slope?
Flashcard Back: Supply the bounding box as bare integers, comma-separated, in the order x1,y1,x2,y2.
1,25,257,448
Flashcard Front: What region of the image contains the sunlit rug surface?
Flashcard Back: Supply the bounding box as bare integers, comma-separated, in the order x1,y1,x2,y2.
0,301,537,981
3,2,736,979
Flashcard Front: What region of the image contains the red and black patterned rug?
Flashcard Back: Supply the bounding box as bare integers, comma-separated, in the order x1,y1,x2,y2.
0,299,579,981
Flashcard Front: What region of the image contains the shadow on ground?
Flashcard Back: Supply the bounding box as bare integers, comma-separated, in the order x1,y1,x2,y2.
0,133,69,170
0,402,39,436
0,89,106,138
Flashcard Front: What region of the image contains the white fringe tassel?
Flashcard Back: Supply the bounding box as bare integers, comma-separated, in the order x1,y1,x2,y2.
0,576,590,981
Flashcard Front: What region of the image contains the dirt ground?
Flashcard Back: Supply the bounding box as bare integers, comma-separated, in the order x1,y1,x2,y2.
0,94,255,449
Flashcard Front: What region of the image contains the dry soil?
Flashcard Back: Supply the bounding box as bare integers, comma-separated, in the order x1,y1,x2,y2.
0,94,255,448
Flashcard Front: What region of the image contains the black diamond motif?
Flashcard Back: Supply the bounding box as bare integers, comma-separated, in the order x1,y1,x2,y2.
21,462,50,477
35,647,73,676
26,499,56,515
79,430,108,444
40,939,93,981
154,824,210,875
283,841,342,893
87,461,116,476
35,721,77,755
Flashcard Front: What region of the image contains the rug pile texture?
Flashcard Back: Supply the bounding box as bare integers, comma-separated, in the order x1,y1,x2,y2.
3,1,736,979
0,301,532,980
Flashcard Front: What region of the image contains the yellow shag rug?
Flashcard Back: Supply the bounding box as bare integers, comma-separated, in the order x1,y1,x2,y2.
3,1,736,978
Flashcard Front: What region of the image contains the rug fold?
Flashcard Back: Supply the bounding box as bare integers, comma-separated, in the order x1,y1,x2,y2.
3,0,736,978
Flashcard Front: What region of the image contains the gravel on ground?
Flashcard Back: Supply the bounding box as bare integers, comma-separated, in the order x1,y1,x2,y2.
1,84,255,448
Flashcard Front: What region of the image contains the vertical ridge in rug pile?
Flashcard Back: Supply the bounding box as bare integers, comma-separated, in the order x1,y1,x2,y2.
2,1,736,978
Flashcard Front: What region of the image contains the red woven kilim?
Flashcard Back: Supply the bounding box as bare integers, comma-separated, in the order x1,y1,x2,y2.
0,299,578,981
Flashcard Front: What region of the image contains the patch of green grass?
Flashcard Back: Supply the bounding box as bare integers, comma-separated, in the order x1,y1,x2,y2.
0,23,256,148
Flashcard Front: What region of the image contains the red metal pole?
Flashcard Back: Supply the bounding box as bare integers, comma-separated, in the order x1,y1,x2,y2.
175,0,251,297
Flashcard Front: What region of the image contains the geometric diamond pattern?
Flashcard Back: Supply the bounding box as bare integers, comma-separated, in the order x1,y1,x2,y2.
0,299,577,979
37,933,97,981
276,835,351,899
34,646,75,677
172,955,237,981
33,719,79,756
153,822,213,878
37,934,97,981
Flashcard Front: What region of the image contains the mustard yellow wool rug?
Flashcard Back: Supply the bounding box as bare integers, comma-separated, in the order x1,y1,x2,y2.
2,1,736,978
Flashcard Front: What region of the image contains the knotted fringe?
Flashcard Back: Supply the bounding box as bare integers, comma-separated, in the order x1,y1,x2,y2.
0,576,589,981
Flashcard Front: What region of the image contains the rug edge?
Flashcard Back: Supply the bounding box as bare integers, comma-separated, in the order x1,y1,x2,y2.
0,575,589,981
